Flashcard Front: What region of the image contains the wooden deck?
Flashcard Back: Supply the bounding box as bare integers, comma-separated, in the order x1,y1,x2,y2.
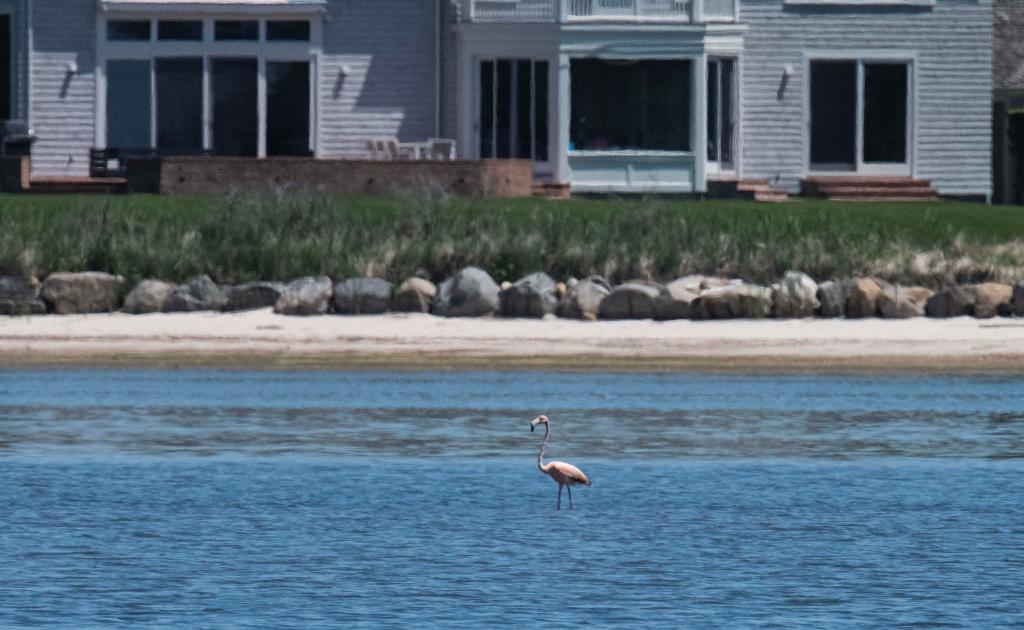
25,176,129,195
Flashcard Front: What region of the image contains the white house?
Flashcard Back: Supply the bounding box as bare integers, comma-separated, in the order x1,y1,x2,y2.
0,0,994,198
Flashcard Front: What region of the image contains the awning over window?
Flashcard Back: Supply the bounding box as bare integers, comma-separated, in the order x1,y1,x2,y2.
100,0,327,15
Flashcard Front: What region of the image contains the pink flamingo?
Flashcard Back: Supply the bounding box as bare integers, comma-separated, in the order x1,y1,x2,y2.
530,415,592,510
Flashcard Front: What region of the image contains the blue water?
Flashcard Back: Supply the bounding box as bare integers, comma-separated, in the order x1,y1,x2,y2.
2,369,1024,628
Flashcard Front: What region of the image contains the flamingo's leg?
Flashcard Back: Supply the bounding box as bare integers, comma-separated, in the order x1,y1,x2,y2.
557,483,563,510
567,484,573,510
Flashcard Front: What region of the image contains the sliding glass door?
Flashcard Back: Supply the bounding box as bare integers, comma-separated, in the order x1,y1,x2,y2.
156,58,203,154
212,58,258,157
479,59,548,162
267,61,311,156
107,59,152,149
809,59,911,175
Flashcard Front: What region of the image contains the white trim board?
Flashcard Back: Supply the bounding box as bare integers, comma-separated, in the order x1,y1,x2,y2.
785,0,934,5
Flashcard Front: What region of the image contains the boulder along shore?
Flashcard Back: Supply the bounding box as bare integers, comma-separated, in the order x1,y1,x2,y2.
3,268,1024,372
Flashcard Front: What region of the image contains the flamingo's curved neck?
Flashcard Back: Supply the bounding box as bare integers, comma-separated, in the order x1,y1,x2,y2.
537,423,549,471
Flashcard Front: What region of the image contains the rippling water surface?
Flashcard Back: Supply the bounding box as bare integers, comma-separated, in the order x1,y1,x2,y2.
2,369,1023,628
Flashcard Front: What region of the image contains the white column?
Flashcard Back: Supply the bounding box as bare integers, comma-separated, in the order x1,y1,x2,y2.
554,52,571,185
693,53,708,192
692,0,704,23
456,32,475,159
257,57,267,158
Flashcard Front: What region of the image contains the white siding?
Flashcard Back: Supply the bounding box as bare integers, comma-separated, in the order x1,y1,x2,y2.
318,0,440,157
739,0,993,196
30,0,96,177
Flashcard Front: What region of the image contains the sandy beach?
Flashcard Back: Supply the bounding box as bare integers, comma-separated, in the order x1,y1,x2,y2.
1,309,1023,372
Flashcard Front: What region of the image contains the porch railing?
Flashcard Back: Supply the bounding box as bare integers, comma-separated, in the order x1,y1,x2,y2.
466,0,737,22
567,0,691,19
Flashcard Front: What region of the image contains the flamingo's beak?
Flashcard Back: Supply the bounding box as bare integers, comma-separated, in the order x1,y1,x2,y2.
530,424,535,432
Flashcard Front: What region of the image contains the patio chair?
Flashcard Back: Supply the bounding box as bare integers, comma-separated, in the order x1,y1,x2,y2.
367,137,399,160
426,138,456,161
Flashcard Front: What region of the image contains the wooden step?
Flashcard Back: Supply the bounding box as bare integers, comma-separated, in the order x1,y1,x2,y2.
735,179,790,202
754,190,791,202
802,176,936,201
28,176,128,195
532,181,570,199
828,195,940,202
803,176,932,187
812,186,935,197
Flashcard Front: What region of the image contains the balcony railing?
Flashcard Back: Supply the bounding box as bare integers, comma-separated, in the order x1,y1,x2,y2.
466,0,737,23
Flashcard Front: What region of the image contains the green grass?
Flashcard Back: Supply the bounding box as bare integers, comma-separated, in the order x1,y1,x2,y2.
1,193,1023,288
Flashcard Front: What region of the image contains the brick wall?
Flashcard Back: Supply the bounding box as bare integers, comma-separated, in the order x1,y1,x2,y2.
126,157,534,198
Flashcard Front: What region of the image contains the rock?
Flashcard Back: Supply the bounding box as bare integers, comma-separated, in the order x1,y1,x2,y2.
123,279,176,314
40,271,124,314
501,272,559,318
816,280,848,318
223,282,286,312
972,282,1014,319
772,271,820,318
162,275,227,313
333,277,393,314
188,275,227,310
432,267,501,317
925,286,975,318
273,276,333,316
162,289,206,313
877,286,934,319
694,284,773,319
558,276,610,321
599,282,663,320
846,278,883,318
0,276,46,315
700,276,739,290
1015,281,1024,317
654,277,700,320
394,277,437,313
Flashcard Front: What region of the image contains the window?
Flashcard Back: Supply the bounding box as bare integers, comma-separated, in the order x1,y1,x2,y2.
707,58,736,169
106,60,152,149
267,62,311,156
102,17,317,158
266,21,310,42
478,59,548,161
570,59,691,152
156,58,203,153
107,20,151,41
158,21,203,41
215,20,259,41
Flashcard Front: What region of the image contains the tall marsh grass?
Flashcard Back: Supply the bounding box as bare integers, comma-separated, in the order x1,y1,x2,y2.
1,194,1023,287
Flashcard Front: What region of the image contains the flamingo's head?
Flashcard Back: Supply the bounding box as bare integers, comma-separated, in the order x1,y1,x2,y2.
530,415,549,432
